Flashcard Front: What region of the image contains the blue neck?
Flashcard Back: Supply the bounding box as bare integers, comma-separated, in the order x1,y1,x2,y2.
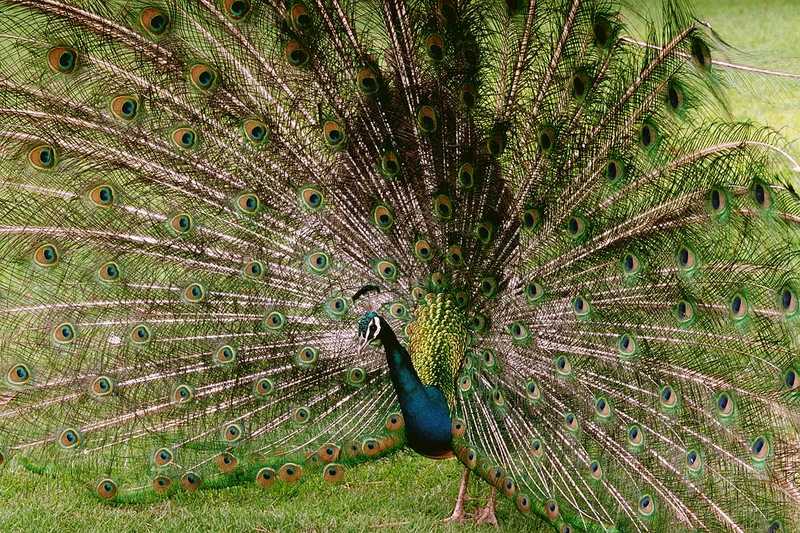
379,321,453,458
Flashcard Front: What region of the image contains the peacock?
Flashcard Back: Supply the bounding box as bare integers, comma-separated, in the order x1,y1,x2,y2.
2,0,800,530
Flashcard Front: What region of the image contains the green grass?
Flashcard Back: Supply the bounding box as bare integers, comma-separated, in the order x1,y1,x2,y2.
1,1,799,532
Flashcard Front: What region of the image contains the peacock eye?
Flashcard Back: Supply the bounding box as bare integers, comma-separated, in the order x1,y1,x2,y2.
47,46,78,74
425,34,444,62
380,151,400,178
140,7,169,36
417,105,439,134
323,120,346,147
172,127,198,149
110,95,140,121
432,194,453,220
223,0,252,20
285,40,309,67
605,159,625,184
34,243,60,267
570,70,591,99
666,80,685,113
640,121,658,149
290,2,312,31
28,145,57,170
168,213,193,235
236,192,260,214
243,119,269,145
356,66,380,95
537,127,556,154
592,16,613,47
751,180,773,209
189,63,218,91
690,37,712,71
458,162,475,189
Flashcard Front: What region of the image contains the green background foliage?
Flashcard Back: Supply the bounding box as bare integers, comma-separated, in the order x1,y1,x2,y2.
0,0,798,531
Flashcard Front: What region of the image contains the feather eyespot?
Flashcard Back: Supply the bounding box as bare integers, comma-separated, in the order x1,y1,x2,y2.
181,471,202,492
487,130,506,156
236,192,260,215
622,253,641,275
374,259,398,282
130,324,152,345
690,37,712,71
564,412,578,432
592,16,613,47
139,8,169,36
189,63,219,92
325,296,349,319
346,367,366,386
566,215,587,239
292,406,311,424
617,333,637,356
470,313,488,334
572,295,590,316
285,41,309,67
537,127,556,154
594,397,612,419
783,367,799,391
413,238,433,262
216,452,238,473
168,213,193,235
289,2,312,31
183,283,206,303
53,322,76,344
222,423,244,443
432,194,453,220
388,302,408,320
278,463,302,482
172,384,194,404
524,281,543,304
425,34,445,62
475,221,495,245
58,428,82,449
28,145,57,170
666,80,685,113
96,479,117,500
372,204,394,231
323,464,344,483
89,184,116,208
554,355,571,376
242,259,264,279
529,439,544,459
707,187,729,217
298,186,324,211
255,467,275,488
110,96,140,121
223,0,252,20
356,66,380,95
605,158,625,184
480,276,498,298
417,105,439,133
751,180,773,209
47,46,78,74
295,346,318,368
640,121,658,149
686,449,703,473
171,127,198,149
638,494,655,517
544,499,560,521
521,207,542,231
674,299,696,325
659,384,679,409
152,475,172,494
265,311,286,331
214,344,236,365
627,425,644,447
445,245,464,267
589,460,603,479
34,243,60,267
570,70,591,99
322,120,346,148
458,162,475,189
380,151,400,178
767,521,783,533
714,391,735,418
751,436,770,462
7,363,31,386
253,377,274,398
91,376,114,397
243,119,269,145
676,245,697,272
305,251,331,275
779,287,798,317
524,379,541,402
730,293,749,321
153,448,174,467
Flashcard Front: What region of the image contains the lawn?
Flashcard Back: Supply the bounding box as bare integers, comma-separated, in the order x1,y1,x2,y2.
1,1,798,532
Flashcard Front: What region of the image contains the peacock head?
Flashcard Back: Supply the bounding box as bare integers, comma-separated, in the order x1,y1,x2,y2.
357,311,383,352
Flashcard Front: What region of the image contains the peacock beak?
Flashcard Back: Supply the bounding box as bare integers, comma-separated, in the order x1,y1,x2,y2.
356,334,369,356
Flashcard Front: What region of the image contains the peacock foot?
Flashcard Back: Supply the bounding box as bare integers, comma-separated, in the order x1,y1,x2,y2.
473,488,499,528
443,467,472,524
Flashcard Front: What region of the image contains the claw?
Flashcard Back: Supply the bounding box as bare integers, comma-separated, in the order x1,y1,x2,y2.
443,467,471,524
474,487,499,527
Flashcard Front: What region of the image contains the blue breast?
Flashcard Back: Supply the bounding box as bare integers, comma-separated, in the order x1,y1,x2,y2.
400,385,453,457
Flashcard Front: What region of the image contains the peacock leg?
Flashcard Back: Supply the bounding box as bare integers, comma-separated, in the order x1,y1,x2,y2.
473,486,498,527
443,467,471,523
